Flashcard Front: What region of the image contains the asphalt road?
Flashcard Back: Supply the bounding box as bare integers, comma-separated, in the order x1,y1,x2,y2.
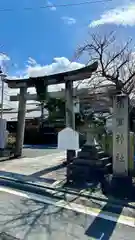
0,189,134,240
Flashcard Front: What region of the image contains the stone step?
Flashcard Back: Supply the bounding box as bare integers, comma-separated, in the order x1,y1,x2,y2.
81,145,98,153
100,156,112,163
68,163,89,173
77,150,98,160
68,162,113,182
71,156,110,167
98,151,108,158
77,150,111,160
105,163,112,174
71,158,97,166
68,166,91,181
96,145,102,151
68,166,104,182
98,156,112,165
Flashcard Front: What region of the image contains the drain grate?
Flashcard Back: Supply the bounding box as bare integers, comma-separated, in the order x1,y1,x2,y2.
0,232,20,240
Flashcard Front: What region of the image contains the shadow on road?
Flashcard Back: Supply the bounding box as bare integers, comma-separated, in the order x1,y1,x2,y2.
0,183,132,240
85,202,123,239
29,162,65,178
0,170,56,185
0,192,125,240
0,191,84,239
0,232,20,239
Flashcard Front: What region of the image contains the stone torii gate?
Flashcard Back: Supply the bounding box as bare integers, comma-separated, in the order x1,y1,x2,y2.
4,62,98,157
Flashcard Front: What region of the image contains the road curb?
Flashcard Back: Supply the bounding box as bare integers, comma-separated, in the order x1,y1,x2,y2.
0,175,135,209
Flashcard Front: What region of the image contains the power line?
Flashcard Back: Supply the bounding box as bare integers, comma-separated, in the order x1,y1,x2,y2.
0,0,112,12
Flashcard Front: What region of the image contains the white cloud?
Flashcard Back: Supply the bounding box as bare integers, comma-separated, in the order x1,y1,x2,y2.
26,57,84,91
47,1,56,11
61,16,76,25
0,53,10,62
89,2,135,27
0,53,10,72
27,57,84,78
7,56,85,93
27,57,37,66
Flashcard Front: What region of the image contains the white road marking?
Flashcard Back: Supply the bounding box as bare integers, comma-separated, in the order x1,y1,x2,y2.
0,186,135,228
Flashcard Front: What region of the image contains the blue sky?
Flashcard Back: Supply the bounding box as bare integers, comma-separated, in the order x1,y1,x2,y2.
0,0,135,117
0,0,134,77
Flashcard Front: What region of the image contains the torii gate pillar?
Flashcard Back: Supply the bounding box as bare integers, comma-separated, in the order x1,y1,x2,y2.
65,80,76,163
15,87,27,157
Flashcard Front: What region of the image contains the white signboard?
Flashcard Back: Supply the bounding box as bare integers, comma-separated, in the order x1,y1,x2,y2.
113,95,129,176
58,127,79,150
74,98,80,113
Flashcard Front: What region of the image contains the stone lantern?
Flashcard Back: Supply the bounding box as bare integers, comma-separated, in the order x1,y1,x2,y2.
67,114,112,183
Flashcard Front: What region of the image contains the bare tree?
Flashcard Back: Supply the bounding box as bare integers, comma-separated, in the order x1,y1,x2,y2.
78,32,135,95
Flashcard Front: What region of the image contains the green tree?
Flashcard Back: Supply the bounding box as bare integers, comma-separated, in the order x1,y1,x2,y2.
46,98,65,121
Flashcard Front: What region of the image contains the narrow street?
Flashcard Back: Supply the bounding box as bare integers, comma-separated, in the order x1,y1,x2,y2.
0,187,135,240
0,149,135,239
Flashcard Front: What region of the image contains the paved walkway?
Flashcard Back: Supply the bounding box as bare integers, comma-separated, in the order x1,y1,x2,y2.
0,149,66,186
1,148,135,238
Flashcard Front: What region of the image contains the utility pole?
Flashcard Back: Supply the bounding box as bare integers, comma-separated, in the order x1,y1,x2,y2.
0,70,6,119
0,70,7,149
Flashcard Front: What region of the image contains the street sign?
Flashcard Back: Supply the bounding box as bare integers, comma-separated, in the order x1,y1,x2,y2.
58,127,79,150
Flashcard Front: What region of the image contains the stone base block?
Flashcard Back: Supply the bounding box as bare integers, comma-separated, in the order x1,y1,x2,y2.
77,151,98,160
82,144,98,152
67,163,90,182
0,148,11,157
110,175,132,197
